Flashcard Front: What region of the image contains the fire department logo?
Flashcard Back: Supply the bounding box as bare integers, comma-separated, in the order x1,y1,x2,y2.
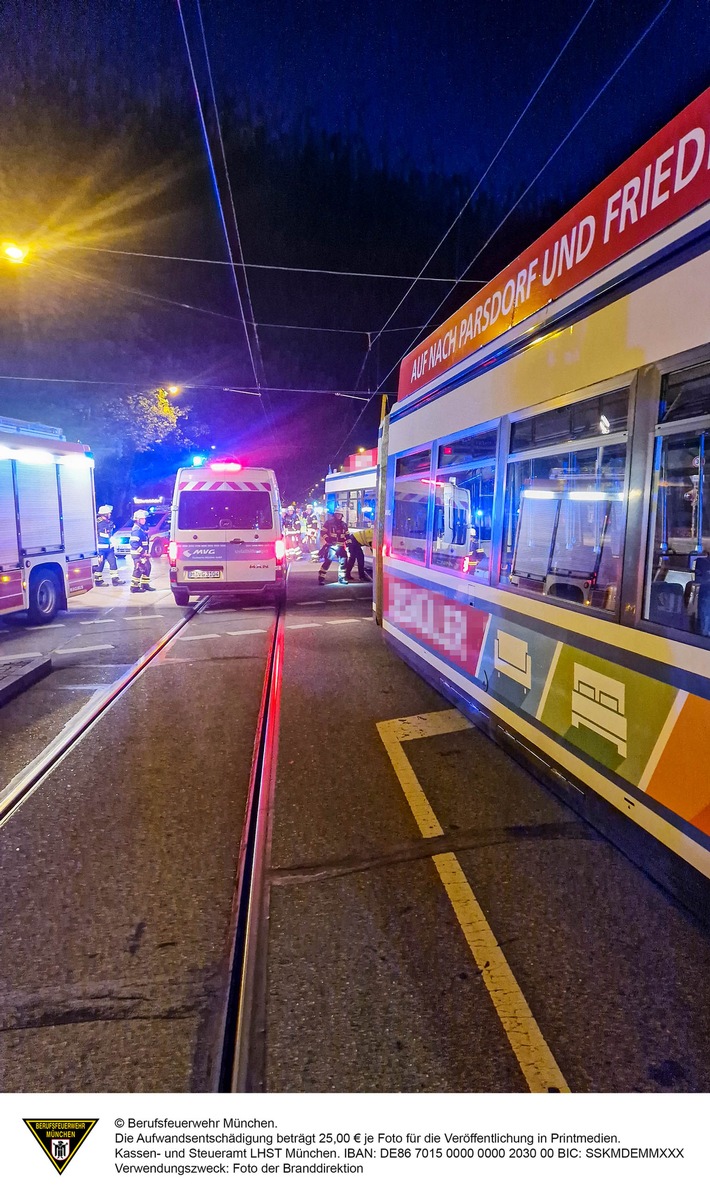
23,1118,98,1174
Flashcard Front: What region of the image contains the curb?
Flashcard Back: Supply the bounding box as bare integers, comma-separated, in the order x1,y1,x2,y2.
0,656,53,708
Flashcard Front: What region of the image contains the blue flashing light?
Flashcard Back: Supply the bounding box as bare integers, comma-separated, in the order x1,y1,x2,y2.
192,454,207,467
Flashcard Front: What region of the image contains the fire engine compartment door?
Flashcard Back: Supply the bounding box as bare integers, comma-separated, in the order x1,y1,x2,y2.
59,458,97,557
0,460,20,568
16,461,62,554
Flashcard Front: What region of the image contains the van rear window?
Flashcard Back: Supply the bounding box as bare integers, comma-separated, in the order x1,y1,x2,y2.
178,491,273,530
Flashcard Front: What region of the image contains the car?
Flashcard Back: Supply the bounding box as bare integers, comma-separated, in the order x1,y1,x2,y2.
111,508,171,559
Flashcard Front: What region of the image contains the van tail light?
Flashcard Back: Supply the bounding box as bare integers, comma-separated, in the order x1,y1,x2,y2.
275,539,285,562
168,541,178,566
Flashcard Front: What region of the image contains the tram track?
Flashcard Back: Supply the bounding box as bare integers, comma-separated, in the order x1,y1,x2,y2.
0,599,209,829
217,601,284,1092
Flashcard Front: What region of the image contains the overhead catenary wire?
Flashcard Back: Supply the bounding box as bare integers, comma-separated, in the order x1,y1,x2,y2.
68,245,488,285
340,0,602,457
51,259,439,336
175,0,263,403
362,0,601,363
372,0,675,402
194,0,269,405
0,371,373,396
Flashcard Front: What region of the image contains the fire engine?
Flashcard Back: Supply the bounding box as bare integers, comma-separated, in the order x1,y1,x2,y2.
0,415,97,623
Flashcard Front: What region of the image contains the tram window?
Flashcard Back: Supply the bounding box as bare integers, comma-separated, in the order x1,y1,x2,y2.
391,478,429,562
396,449,431,477
438,428,497,468
501,443,627,611
645,425,710,636
510,389,628,453
359,488,376,527
432,465,495,581
660,361,710,424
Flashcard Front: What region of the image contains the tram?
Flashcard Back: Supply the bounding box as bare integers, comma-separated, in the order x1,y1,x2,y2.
325,448,377,565
325,449,377,533
377,86,710,918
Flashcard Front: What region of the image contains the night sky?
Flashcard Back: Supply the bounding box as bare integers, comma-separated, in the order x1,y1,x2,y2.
2,0,710,496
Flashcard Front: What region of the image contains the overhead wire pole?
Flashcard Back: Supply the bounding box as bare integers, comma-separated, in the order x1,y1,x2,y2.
371,0,675,401
175,0,273,438
333,0,602,463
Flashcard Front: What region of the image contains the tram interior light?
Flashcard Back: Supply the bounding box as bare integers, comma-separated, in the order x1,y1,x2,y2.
569,491,608,501
522,489,556,499
599,415,611,434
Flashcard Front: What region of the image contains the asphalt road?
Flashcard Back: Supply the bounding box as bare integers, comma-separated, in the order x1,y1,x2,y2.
1,557,710,1092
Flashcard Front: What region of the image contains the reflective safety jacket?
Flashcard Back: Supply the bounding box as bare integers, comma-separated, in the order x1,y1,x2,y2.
129,523,149,556
322,516,348,547
97,515,115,549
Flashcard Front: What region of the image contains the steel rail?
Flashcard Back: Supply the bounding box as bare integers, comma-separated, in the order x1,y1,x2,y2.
217,602,285,1092
0,600,208,828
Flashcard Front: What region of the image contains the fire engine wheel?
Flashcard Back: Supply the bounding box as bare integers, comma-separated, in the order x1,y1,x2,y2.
150,539,164,558
27,569,61,624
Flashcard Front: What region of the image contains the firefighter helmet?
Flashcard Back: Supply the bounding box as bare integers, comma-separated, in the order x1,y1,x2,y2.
133,509,148,521
97,504,113,515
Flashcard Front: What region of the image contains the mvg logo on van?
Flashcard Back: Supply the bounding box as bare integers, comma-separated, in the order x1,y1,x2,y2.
182,545,220,559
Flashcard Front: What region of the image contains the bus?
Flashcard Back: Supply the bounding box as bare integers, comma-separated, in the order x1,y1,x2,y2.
378,85,710,920
0,416,96,623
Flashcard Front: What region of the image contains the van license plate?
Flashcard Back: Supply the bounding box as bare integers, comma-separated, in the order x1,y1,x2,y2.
187,569,222,579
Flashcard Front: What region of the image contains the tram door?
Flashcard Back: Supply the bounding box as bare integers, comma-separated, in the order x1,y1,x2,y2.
438,482,471,555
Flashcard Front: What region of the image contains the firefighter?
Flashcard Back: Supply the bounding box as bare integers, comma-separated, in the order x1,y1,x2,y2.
93,504,124,587
318,510,349,585
129,510,155,593
344,528,371,582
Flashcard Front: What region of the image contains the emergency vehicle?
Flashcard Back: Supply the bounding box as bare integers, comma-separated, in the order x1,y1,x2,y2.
168,460,286,605
0,415,97,623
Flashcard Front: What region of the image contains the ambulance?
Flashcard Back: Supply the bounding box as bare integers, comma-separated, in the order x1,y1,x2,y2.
168,460,287,605
0,415,96,623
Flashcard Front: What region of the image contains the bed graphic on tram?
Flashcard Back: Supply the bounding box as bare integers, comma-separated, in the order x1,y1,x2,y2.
570,664,628,758
376,84,710,920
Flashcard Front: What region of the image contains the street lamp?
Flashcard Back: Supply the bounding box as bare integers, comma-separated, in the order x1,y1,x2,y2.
3,242,28,264
166,384,181,396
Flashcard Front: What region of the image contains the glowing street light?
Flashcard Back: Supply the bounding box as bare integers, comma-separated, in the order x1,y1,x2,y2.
166,383,181,396
3,242,28,264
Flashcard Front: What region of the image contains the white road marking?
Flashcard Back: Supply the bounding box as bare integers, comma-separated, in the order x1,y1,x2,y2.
287,622,322,629
53,644,114,655
243,605,271,611
25,624,65,630
123,615,166,621
80,619,116,625
297,601,326,607
224,628,269,636
377,709,569,1094
361,616,375,621
326,618,361,624
180,633,221,642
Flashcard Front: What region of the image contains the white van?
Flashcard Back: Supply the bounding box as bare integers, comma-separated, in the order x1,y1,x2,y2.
168,461,286,605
